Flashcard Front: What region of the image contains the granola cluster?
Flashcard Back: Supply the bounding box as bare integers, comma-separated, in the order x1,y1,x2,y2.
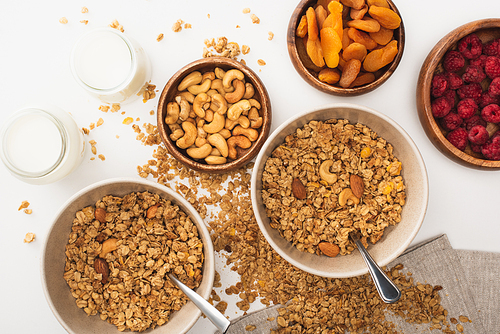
262,119,406,256
63,191,204,332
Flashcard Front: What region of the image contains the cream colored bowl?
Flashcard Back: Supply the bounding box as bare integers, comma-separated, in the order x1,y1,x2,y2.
41,178,215,334
251,103,428,278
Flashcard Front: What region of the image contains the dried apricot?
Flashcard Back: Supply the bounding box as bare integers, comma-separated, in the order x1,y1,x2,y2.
369,26,393,45
306,7,319,41
367,0,390,8
342,27,352,50
350,72,376,87
298,37,324,72
315,5,328,30
350,4,368,20
340,0,365,10
317,0,335,10
348,27,378,50
363,39,398,72
296,15,308,38
306,36,326,67
324,1,344,43
343,42,367,61
368,6,401,30
318,68,341,84
339,59,361,87
321,27,342,67
347,17,381,33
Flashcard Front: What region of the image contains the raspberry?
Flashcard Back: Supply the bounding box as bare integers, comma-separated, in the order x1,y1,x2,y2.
492,130,500,141
470,55,488,69
442,89,456,106
481,137,500,160
468,125,489,145
431,96,452,118
479,92,500,108
458,33,483,59
431,73,448,97
488,77,500,96
481,104,500,123
484,56,500,79
446,128,468,151
457,83,482,102
443,50,465,72
470,143,483,153
445,72,463,90
457,98,478,119
483,39,499,56
439,111,463,131
464,115,487,131
462,65,486,83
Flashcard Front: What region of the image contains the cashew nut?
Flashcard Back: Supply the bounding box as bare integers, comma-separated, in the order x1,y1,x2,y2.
100,238,118,258
319,160,337,184
227,99,251,120
193,92,211,118
227,135,252,160
211,79,226,96
202,71,216,81
248,107,263,128
176,91,195,104
204,110,214,123
187,143,212,159
178,71,202,91
169,123,184,141
205,155,227,165
225,79,246,103
206,89,218,96
215,67,226,80
209,93,228,114
208,133,229,157
223,69,245,89
203,112,225,134
175,96,191,121
176,121,197,149
249,98,261,110
165,102,180,125
187,78,212,95
218,128,231,139
232,125,259,142
195,137,208,147
243,82,255,99
225,115,250,130
210,147,222,156
338,188,360,206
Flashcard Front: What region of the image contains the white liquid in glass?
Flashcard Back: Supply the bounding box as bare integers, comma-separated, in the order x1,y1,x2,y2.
74,30,132,89
5,112,63,174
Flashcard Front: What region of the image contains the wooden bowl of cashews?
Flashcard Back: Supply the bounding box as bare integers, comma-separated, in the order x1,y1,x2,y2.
157,57,272,173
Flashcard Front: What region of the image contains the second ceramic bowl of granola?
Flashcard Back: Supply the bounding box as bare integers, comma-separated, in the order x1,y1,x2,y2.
251,103,428,278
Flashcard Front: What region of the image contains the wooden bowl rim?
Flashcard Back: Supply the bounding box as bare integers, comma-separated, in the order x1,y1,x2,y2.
286,0,406,96
416,18,500,170
157,57,272,174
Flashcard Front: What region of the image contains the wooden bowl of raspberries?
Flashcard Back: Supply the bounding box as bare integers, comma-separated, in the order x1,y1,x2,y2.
417,19,500,170
287,0,405,96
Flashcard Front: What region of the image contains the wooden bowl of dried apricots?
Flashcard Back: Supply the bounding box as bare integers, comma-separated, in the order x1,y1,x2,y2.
287,0,405,96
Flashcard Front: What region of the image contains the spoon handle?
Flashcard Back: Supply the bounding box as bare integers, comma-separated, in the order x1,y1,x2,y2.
353,239,401,304
169,274,231,333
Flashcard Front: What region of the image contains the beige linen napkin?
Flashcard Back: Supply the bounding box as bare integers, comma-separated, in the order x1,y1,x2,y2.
216,234,498,334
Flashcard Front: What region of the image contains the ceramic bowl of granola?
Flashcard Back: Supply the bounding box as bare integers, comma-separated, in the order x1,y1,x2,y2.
41,178,215,334
287,0,405,96
251,103,428,278
157,57,272,173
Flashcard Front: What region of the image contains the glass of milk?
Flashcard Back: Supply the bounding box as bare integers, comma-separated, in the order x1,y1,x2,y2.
0,105,85,184
70,27,152,104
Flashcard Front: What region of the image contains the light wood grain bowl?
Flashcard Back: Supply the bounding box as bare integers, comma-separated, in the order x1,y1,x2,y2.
157,57,272,174
287,0,405,96
416,19,500,170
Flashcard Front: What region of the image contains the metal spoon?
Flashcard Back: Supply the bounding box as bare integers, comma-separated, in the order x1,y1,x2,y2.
350,232,401,304
168,273,231,333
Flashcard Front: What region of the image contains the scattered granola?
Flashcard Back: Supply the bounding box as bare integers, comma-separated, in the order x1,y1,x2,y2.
184,23,192,29
262,119,405,256
81,7,88,13
111,103,121,113
24,232,35,243
251,14,260,24
268,32,274,41
109,19,124,32
123,117,134,125
99,105,110,113
80,20,88,25
242,8,251,14
242,45,250,55
257,59,266,66
89,123,95,130
96,118,104,127
59,17,68,24
203,37,241,60
24,209,33,215
245,325,257,331
140,83,156,103
156,33,164,42
98,154,105,161
18,200,30,211
172,19,184,33
63,191,204,332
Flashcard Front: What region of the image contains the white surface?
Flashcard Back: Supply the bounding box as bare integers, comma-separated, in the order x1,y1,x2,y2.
0,0,499,333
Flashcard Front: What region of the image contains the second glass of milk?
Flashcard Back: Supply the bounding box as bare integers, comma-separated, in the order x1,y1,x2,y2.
70,27,151,104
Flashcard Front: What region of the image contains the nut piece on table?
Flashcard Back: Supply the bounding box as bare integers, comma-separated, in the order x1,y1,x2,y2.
291,178,307,200
318,242,340,257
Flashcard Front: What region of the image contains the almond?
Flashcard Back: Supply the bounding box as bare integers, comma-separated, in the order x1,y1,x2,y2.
95,207,107,223
99,238,118,258
350,174,364,198
291,178,307,200
318,242,340,257
146,203,160,219
94,258,109,284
